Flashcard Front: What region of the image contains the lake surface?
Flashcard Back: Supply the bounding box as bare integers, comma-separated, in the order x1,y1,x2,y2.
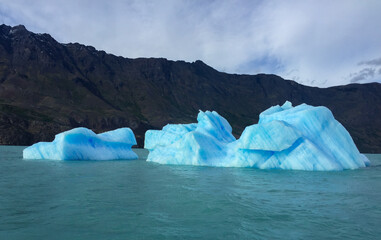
0,146,380,240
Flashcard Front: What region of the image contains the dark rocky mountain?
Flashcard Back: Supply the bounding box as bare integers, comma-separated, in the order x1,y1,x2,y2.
0,24,380,152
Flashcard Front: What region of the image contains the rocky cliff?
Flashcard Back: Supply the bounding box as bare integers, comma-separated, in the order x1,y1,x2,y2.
1,24,380,152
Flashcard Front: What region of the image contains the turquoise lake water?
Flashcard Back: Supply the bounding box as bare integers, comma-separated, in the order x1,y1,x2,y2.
0,146,380,239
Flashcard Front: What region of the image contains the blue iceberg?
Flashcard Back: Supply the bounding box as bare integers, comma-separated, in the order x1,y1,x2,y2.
23,127,138,160
145,102,370,171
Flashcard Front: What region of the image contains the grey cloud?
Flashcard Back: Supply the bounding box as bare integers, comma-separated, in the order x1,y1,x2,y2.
358,57,381,66
350,68,375,83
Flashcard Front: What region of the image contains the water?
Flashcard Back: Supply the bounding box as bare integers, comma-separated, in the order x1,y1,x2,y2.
0,146,380,240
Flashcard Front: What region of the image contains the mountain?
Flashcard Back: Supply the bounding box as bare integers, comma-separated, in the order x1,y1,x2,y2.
0,24,380,152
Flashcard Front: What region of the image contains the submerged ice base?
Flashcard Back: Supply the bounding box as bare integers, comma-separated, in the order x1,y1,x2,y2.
23,127,138,160
145,102,370,171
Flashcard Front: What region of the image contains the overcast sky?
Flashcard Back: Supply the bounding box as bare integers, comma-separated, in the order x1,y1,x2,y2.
1,0,381,87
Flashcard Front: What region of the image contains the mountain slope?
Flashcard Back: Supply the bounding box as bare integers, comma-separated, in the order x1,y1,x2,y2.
0,24,380,152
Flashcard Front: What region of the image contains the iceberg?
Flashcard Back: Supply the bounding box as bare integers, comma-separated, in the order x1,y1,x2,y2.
145,102,370,171
145,111,236,166
23,127,138,160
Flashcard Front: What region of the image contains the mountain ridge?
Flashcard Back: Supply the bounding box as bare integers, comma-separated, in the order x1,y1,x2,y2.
0,24,380,152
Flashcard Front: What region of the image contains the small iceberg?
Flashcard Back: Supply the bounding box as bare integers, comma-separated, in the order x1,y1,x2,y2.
23,127,138,160
145,102,370,171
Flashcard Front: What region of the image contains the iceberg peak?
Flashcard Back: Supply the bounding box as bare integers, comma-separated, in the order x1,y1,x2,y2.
281,101,293,109
259,101,293,118
196,110,236,143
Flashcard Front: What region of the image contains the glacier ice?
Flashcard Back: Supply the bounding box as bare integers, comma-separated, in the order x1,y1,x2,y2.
145,102,370,171
23,127,138,160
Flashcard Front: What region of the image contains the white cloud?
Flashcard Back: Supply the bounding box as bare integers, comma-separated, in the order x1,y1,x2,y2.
1,0,381,87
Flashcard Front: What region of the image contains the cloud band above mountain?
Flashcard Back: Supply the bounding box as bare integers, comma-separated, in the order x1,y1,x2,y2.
1,0,381,87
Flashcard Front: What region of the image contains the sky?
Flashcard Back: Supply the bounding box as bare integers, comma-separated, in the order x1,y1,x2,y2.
1,0,381,87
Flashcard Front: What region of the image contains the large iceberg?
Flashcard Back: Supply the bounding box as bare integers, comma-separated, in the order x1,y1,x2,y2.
23,127,138,160
145,102,370,171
